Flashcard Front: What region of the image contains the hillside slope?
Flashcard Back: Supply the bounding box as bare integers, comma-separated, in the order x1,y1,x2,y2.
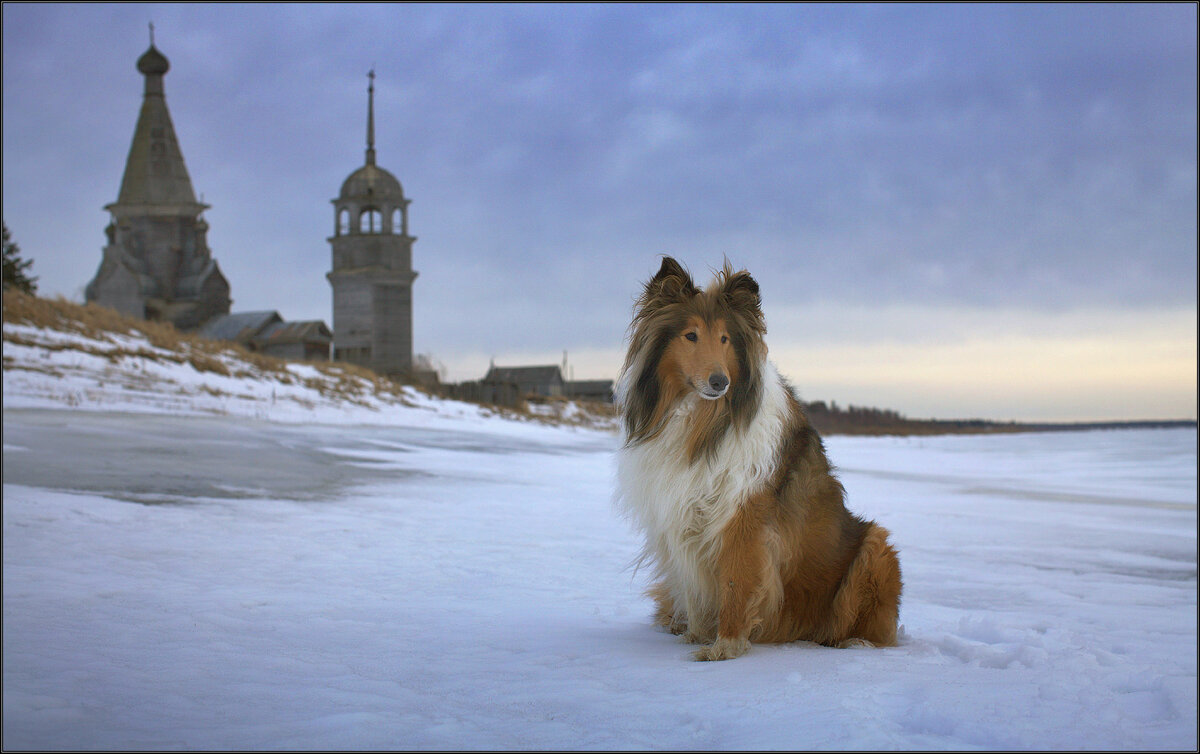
2,291,614,431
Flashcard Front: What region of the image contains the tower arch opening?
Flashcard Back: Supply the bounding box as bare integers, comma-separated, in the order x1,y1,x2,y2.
359,207,382,234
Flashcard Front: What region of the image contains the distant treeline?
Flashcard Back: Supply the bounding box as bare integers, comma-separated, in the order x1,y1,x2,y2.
801,399,1197,437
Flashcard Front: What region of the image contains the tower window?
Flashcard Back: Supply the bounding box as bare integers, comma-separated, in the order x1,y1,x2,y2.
392,208,404,234
338,209,350,235
359,208,382,233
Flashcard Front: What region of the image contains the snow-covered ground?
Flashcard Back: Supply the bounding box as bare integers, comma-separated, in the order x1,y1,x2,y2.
2,318,1197,750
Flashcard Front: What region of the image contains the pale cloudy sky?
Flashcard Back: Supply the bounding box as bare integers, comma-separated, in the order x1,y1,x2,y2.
2,2,1196,421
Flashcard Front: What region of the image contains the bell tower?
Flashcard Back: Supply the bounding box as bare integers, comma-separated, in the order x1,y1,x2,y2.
327,70,417,377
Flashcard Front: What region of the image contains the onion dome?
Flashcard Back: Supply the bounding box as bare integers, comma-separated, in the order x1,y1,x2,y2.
136,45,170,76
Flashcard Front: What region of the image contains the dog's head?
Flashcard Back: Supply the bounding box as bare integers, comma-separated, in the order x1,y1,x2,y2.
621,256,767,447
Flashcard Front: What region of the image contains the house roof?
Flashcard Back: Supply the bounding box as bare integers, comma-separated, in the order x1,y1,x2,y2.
567,379,614,393
257,320,332,344
483,365,564,385
197,311,281,342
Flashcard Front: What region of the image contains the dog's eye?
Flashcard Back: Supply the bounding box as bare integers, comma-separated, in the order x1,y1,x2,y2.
721,335,728,344
684,332,698,342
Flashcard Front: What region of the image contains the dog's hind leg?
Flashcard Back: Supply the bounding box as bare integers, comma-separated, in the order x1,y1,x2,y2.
835,637,876,649
830,523,902,647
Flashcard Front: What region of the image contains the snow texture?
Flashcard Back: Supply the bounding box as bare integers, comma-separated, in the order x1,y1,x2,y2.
2,320,1197,750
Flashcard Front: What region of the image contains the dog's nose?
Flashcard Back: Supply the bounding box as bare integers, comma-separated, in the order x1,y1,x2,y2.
708,373,729,393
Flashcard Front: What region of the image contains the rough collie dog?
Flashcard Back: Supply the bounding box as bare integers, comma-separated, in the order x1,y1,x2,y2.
614,257,902,661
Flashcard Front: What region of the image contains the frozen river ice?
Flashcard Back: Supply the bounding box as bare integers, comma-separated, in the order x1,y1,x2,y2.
2,408,1196,750
2,409,612,504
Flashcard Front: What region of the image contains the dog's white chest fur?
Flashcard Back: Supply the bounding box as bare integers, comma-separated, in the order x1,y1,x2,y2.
616,361,789,618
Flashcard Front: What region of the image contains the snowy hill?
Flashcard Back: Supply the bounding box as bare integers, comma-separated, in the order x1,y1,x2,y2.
1,291,616,431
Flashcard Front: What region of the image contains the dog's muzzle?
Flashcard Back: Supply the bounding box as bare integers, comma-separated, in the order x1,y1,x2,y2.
698,372,729,400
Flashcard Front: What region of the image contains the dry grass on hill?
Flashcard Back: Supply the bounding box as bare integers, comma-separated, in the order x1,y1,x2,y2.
1,290,413,404
2,291,619,428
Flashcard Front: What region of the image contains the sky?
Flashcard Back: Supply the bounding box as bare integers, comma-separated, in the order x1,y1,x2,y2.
2,2,1196,422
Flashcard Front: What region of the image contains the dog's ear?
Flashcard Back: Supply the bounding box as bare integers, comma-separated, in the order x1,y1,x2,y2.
645,256,697,304
719,263,761,314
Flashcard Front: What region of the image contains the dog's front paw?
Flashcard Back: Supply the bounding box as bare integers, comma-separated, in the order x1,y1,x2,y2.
693,636,750,661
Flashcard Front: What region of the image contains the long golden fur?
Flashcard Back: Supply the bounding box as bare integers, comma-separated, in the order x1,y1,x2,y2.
615,257,902,661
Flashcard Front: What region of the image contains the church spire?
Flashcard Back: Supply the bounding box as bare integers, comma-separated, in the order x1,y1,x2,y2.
112,37,202,210
366,69,376,167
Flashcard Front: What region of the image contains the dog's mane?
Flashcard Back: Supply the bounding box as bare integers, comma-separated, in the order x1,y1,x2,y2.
620,258,767,461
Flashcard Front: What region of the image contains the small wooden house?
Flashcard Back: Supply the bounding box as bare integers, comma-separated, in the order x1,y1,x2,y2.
566,379,614,403
482,364,565,398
